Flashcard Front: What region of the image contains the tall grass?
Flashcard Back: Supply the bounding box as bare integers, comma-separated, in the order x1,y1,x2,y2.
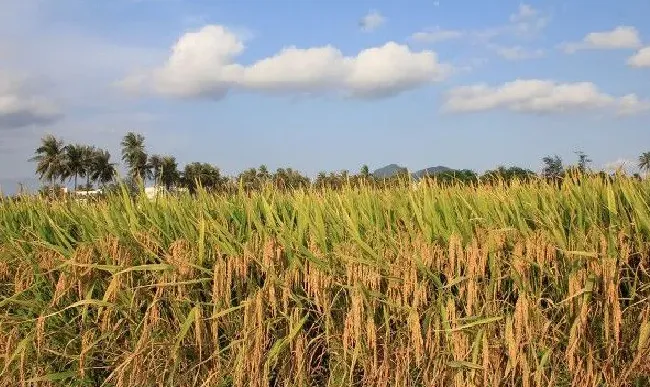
1,176,649,386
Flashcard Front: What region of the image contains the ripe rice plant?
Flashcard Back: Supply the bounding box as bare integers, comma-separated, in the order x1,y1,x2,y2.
1,176,649,386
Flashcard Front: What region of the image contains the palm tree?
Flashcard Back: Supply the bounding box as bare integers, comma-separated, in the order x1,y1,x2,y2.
91,149,117,188
120,132,149,182
64,144,86,191
81,145,97,190
160,156,180,190
29,135,67,186
182,162,224,193
639,152,650,176
148,154,163,187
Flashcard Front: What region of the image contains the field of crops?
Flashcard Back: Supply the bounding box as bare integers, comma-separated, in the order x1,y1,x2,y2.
1,177,649,386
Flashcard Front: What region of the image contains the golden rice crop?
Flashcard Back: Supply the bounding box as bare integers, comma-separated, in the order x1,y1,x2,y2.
1,176,649,386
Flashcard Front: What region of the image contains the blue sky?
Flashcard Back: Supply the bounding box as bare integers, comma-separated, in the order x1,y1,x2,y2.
1,0,649,192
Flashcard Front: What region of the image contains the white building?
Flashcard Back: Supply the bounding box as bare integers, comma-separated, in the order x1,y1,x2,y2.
144,186,165,200
74,189,102,196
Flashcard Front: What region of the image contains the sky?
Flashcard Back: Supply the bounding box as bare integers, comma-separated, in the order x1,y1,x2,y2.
1,0,649,193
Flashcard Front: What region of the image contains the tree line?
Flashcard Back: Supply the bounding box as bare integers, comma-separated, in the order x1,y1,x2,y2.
27,132,650,196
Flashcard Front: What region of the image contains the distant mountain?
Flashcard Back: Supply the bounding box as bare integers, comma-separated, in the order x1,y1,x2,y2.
412,166,453,180
371,164,456,180
372,164,408,178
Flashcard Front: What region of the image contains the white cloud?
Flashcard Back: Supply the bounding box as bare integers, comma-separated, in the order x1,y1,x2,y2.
359,10,386,32
617,94,650,115
417,4,548,47
561,26,642,53
491,45,544,60
442,79,650,116
411,4,548,50
345,43,450,97
510,4,537,22
122,25,452,100
500,3,549,38
146,25,245,98
409,27,463,43
242,46,348,93
628,47,650,68
0,72,62,129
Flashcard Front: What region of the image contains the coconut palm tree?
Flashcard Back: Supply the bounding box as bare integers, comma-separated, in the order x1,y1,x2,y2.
639,152,650,176
91,149,117,188
160,156,180,190
81,145,97,190
148,154,163,187
120,132,149,182
64,144,86,191
29,134,67,186
182,162,224,193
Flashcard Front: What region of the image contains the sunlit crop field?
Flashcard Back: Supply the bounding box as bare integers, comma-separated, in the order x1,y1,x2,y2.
1,177,649,386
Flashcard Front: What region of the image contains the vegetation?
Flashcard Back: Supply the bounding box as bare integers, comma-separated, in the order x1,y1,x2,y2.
1,174,650,386
29,135,68,186
480,166,536,185
22,132,649,197
2,133,648,385
575,151,592,173
639,152,650,175
182,162,227,194
541,154,564,179
120,132,150,182
29,135,116,194
90,149,117,188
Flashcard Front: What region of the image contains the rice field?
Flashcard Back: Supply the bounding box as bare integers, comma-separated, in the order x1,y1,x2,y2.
1,176,649,386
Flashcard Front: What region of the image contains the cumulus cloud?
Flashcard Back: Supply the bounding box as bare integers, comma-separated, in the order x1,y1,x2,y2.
346,43,450,97
121,25,452,100
628,47,650,68
617,94,650,115
561,26,642,53
442,79,650,115
0,72,62,129
409,27,463,43
359,11,385,32
144,25,245,99
491,45,544,60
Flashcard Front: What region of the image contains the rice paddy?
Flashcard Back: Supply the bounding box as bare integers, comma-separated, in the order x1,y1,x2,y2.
1,176,649,386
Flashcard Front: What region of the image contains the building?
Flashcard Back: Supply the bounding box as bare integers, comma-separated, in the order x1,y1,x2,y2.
144,186,165,200
74,189,102,196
